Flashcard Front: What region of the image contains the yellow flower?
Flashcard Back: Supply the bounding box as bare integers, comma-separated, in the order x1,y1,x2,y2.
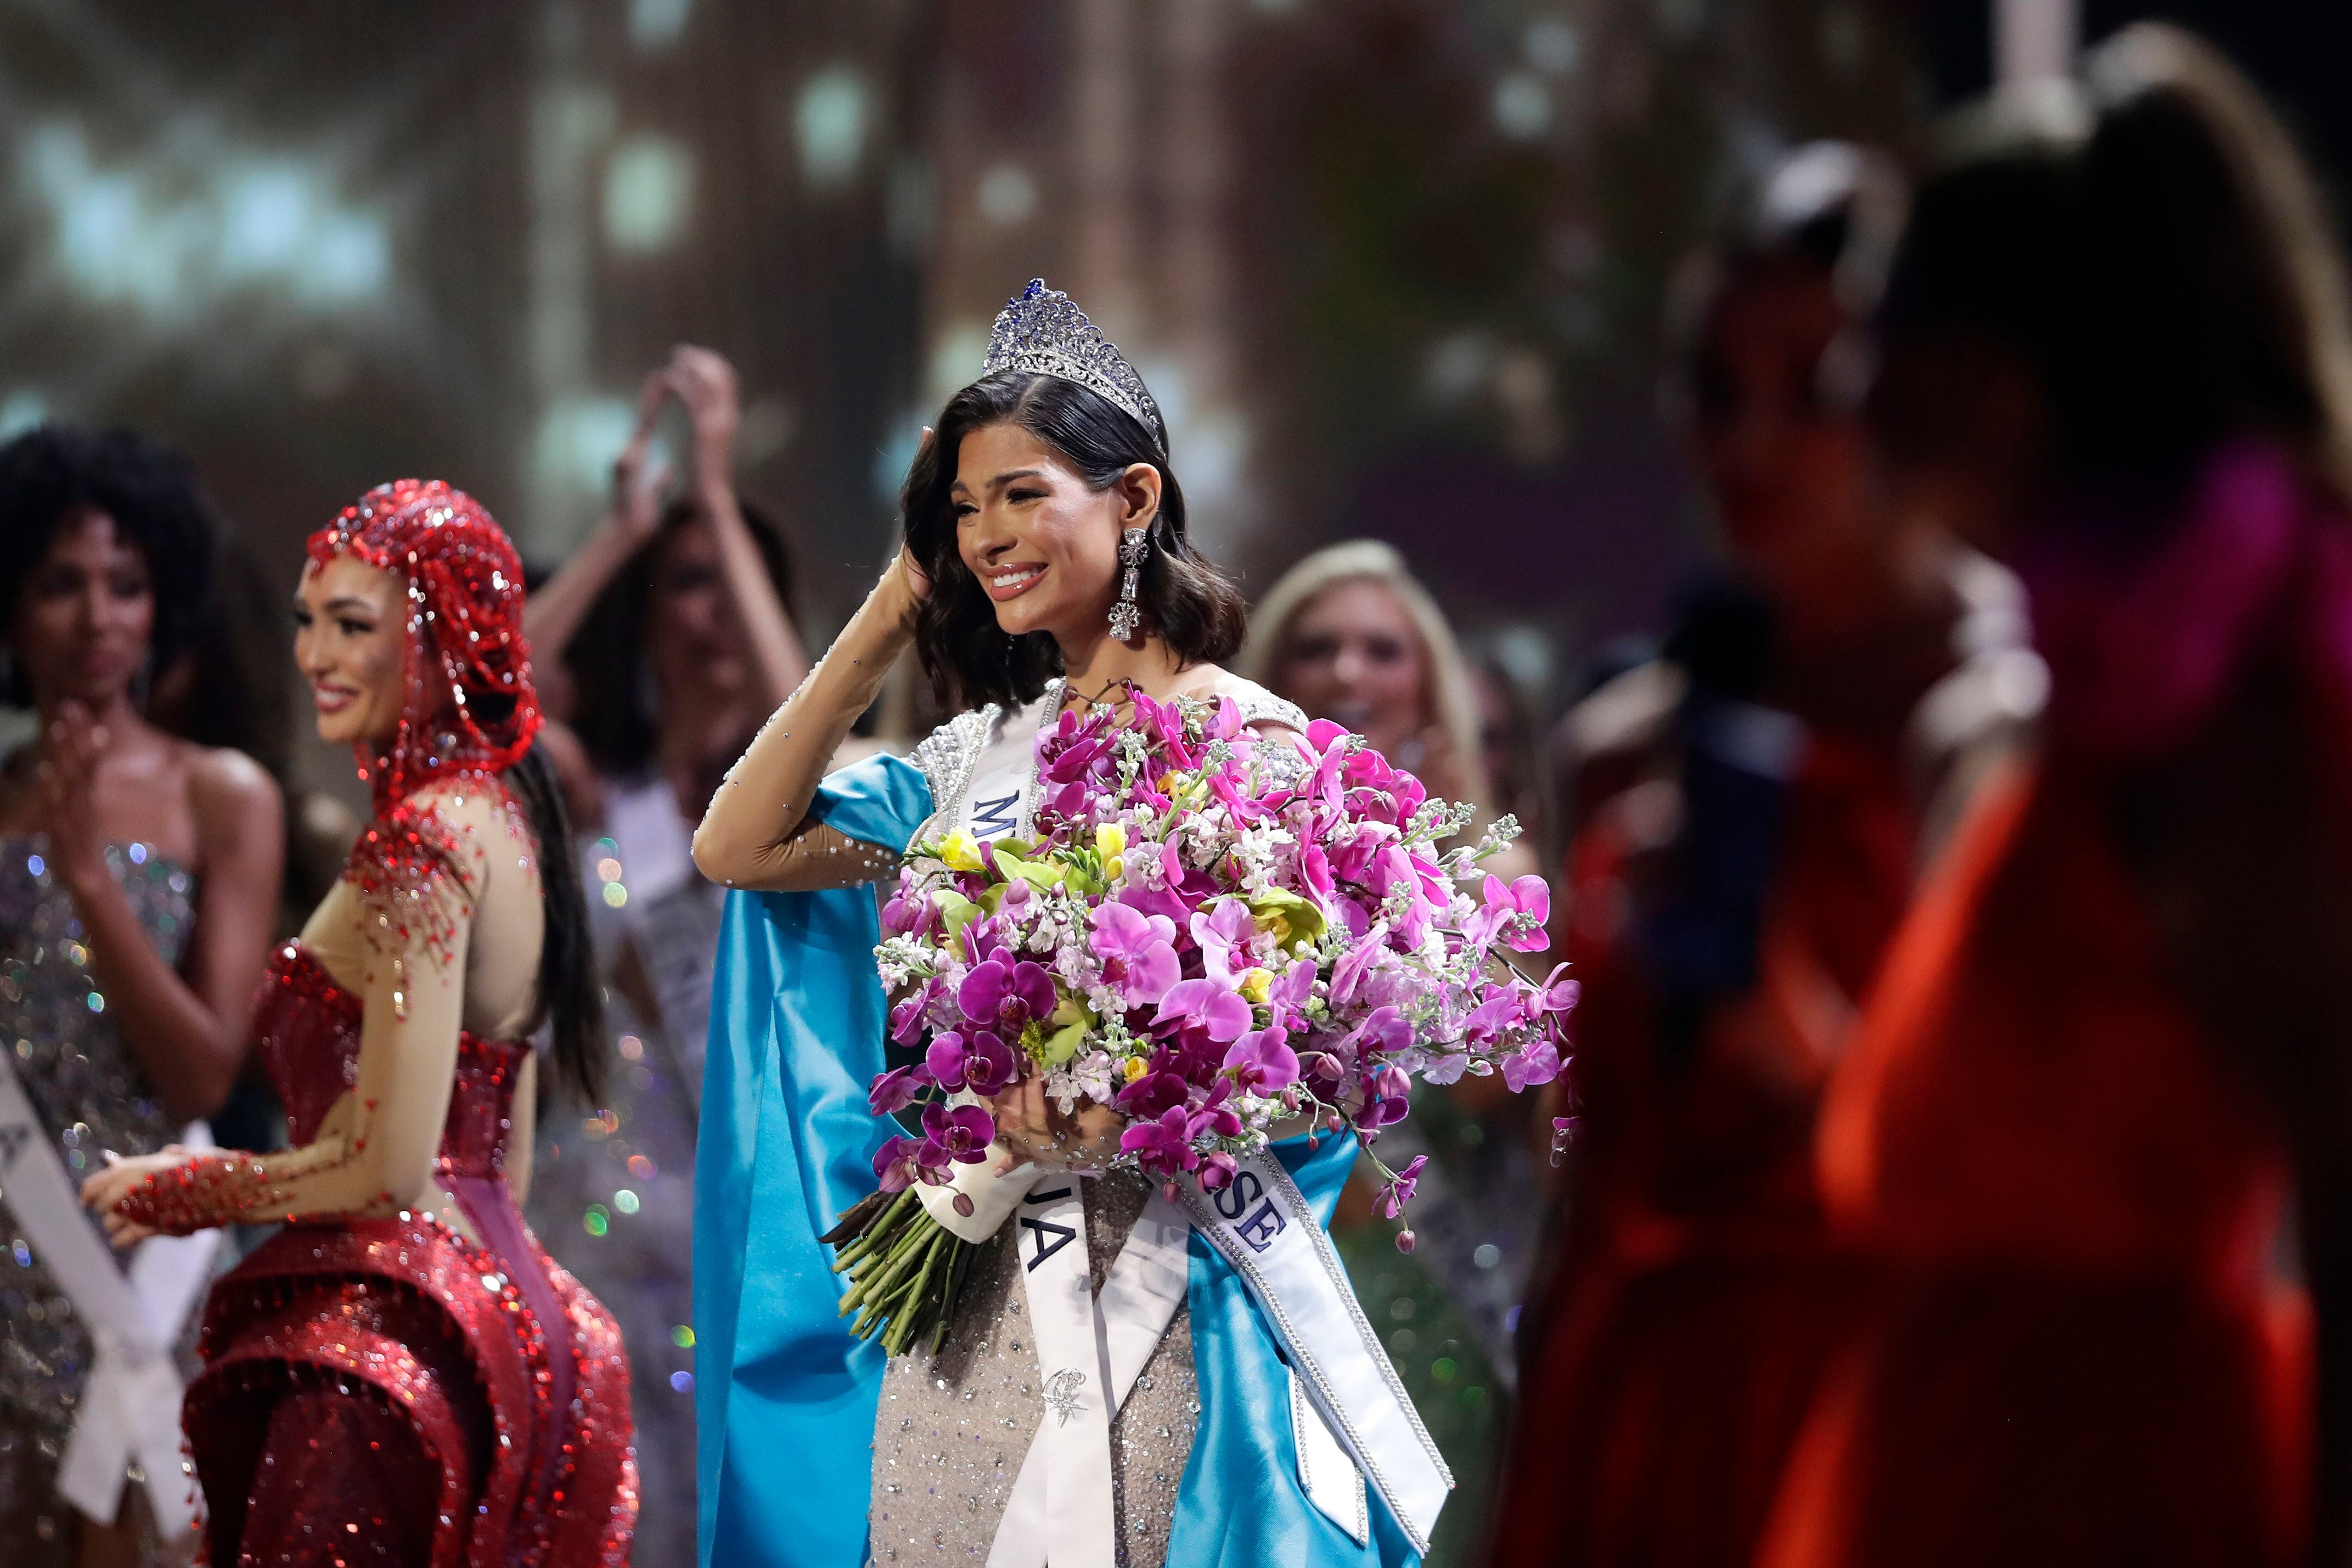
1123,1056,1150,1083
1240,967,1273,1005
939,832,984,873
1095,822,1128,862
1248,887,1328,951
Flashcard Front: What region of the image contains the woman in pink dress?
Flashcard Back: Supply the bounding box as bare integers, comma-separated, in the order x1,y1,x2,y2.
80,481,636,1567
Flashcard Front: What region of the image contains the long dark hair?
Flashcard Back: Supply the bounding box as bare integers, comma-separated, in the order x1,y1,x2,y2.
899,372,1250,709
507,737,604,1105
563,496,799,777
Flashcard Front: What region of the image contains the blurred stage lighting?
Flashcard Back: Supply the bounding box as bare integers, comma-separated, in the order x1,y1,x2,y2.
22,121,393,317
0,390,46,439
604,134,694,253
796,67,869,190
629,0,691,50
1493,74,1554,140
536,394,640,498
976,163,1037,228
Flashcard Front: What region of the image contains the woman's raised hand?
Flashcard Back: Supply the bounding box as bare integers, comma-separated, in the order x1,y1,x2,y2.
989,1070,1124,1174
667,345,742,499
609,371,670,546
37,701,110,894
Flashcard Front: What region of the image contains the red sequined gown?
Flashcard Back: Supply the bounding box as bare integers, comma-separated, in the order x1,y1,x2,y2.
182,944,636,1567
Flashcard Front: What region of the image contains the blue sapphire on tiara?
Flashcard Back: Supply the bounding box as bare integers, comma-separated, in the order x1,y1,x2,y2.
979,278,1168,450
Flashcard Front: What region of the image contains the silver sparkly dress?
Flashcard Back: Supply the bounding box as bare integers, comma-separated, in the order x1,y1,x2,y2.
867,682,1306,1567
0,837,200,1566
869,1171,1199,1566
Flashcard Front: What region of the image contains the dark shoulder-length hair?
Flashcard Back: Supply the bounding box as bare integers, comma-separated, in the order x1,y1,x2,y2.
562,495,799,777
900,372,1249,710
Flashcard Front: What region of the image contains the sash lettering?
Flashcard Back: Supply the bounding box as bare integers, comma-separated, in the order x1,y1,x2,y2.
969,792,1021,841
1020,1184,1078,1271
1210,1168,1285,1252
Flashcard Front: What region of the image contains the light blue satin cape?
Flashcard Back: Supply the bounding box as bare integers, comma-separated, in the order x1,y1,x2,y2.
694,751,1424,1568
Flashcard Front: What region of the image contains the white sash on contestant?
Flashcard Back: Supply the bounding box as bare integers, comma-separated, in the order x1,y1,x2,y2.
911,697,1444,1559
0,1052,218,1535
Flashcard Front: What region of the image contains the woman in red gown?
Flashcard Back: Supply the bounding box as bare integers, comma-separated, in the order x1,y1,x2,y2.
1490,144,2035,1567
1758,26,2351,1566
81,481,637,1566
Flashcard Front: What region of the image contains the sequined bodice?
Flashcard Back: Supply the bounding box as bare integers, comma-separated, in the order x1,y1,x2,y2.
253,942,528,1180
0,836,194,1161
0,836,200,1559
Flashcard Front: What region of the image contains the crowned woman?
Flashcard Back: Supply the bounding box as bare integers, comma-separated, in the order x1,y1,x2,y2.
691,282,1446,1568
79,482,637,1566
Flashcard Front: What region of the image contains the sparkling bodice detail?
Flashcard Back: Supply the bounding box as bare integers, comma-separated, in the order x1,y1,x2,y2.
254,941,528,1181
0,837,199,1567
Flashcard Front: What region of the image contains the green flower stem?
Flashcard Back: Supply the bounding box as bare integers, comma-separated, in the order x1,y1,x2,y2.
841,1208,936,1314
830,1188,918,1273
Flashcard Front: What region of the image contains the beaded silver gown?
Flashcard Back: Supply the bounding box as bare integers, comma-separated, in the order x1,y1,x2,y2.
0,837,201,1567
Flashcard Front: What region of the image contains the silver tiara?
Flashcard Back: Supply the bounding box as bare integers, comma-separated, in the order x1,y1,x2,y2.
979,278,1167,449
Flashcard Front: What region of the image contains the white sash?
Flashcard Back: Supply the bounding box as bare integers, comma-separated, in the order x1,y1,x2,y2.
0,1052,218,1535
988,1180,1193,1568
1176,1151,1452,1555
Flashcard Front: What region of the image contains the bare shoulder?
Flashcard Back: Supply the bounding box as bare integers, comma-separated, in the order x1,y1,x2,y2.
182,742,285,841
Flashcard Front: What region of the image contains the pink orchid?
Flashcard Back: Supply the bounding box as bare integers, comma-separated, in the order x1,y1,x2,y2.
1502,1039,1562,1093
1467,873,1553,953
1152,978,1254,1046
1120,1105,1202,1177
1224,1028,1298,1093
1089,903,1181,1008
1378,1154,1428,1219
1189,897,1257,983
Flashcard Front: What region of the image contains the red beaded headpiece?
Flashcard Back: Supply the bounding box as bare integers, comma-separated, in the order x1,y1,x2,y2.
307,479,540,813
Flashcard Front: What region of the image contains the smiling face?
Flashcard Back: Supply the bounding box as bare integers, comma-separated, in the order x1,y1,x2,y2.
1272,578,1429,761
950,422,1155,644
9,507,155,711
293,553,408,748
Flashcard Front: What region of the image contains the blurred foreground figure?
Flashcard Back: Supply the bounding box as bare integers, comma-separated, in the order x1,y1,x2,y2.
0,427,282,1568
1490,144,2037,1568
523,346,806,1568
1759,27,2352,1566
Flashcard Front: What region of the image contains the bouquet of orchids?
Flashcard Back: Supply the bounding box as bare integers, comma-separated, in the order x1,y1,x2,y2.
823,693,1576,1355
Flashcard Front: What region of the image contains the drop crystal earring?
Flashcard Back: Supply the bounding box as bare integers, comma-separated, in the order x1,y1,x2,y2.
1107,525,1149,640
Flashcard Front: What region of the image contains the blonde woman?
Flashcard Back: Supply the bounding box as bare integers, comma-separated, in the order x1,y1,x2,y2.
1242,540,1537,883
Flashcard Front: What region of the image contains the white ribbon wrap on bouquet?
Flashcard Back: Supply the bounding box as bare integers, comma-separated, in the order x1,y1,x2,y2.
1176,1150,1453,1555
0,1052,218,1535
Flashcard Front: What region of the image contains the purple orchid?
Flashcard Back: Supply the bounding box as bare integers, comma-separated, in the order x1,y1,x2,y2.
1199,1150,1240,1191
868,1064,932,1117
872,1134,923,1192
1089,903,1181,1008
958,956,1057,1037
1114,1067,1192,1120
928,1029,1017,1096
918,1101,996,1167
1120,1105,1202,1177
1378,1154,1428,1219
1223,1027,1300,1093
